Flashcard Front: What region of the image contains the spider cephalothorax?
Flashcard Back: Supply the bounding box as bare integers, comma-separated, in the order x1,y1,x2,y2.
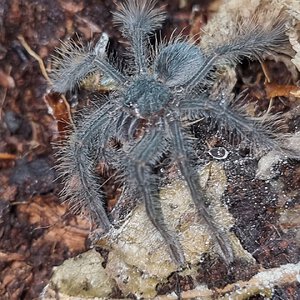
52,0,295,266
123,76,172,118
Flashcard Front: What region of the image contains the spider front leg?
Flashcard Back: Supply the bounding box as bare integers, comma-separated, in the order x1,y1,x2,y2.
182,17,287,91
122,127,186,266
113,0,166,74
179,95,296,156
51,34,126,94
58,102,123,232
168,119,234,264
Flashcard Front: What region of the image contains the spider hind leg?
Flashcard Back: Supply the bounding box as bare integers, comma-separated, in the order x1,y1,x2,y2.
57,103,124,232
169,120,234,264
123,127,186,266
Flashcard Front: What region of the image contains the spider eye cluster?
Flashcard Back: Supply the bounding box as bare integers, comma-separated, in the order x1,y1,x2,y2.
123,76,172,118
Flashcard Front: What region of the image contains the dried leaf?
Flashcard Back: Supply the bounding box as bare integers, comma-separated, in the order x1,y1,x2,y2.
265,82,300,98
44,92,73,137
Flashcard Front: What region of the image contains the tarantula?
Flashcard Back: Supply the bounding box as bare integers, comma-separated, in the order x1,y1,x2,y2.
52,0,293,266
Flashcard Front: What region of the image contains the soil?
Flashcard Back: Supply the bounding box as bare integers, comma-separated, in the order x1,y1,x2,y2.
0,0,299,299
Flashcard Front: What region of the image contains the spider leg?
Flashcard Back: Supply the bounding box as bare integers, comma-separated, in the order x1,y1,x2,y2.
168,119,234,264
58,102,122,232
123,125,186,266
113,0,166,74
179,96,296,156
51,35,126,93
183,17,287,91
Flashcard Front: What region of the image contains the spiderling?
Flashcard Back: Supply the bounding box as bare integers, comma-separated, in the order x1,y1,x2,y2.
51,0,297,266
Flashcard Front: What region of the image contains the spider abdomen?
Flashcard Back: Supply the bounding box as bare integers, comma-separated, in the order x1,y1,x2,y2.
123,76,172,118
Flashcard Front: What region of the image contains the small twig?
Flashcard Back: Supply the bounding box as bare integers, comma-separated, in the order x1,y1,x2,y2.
261,61,272,84
17,35,51,83
261,62,274,120
0,66,12,120
0,153,17,159
0,86,8,120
